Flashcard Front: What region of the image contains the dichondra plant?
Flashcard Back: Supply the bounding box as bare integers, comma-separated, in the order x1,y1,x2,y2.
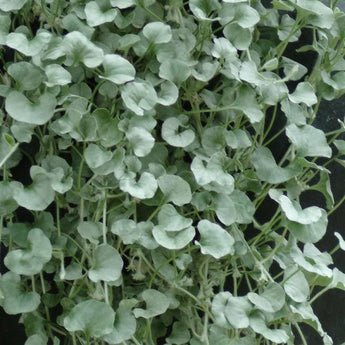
2,0,345,345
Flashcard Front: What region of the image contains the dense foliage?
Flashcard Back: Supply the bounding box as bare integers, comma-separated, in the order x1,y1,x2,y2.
2,0,345,344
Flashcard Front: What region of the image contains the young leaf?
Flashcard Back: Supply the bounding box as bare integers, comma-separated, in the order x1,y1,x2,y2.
156,80,179,106
100,54,136,85
161,115,195,148
4,228,52,275
85,1,117,27
0,272,40,315
196,220,235,259
64,299,115,337
143,22,172,44
62,31,104,68
13,173,55,211
119,172,158,199
157,174,192,206
286,124,332,158
44,64,72,87
5,91,57,125
283,265,309,302
103,301,137,344
88,244,123,282
133,289,169,319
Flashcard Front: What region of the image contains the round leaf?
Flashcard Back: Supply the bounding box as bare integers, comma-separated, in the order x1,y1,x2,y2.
5,91,57,125
133,289,169,319
101,54,136,85
143,22,172,44
64,299,115,337
88,244,123,282
85,1,117,27
126,127,155,157
153,225,195,250
0,0,27,11
45,64,71,87
120,172,158,199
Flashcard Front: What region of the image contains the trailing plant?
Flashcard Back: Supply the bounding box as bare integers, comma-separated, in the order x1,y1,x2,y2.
2,0,345,344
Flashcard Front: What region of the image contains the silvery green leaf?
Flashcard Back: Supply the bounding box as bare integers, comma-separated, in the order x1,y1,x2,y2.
211,292,233,328
225,295,252,329
278,15,301,42
85,1,117,27
0,13,10,44
77,221,103,244
247,282,285,312
126,126,154,157
62,31,104,68
213,193,237,226
166,321,191,344
0,181,18,216
119,172,158,199
161,115,195,148
157,80,179,106
84,144,113,169
61,263,83,280
6,31,51,56
283,265,309,302
7,62,43,90
225,129,251,149
282,57,308,81
201,126,226,154
111,219,138,244
159,59,192,84
44,64,71,87
133,289,169,319
231,190,255,224
280,99,306,125
196,220,235,259
287,209,328,243
286,124,332,158
223,23,252,50
153,224,195,250
192,61,219,82
103,301,136,344
0,0,27,11
121,81,158,115
157,204,192,231
61,13,95,40
269,189,323,224
158,174,192,206
335,232,345,250
4,228,52,275
0,272,40,315
13,173,55,211
64,299,115,337
143,22,172,44
88,244,123,282
5,91,57,125
249,312,289,343
110,0,136,9
220,3,260,28
233,85,264,123
212,37,237,60
100,54,136,85
251,147,302,184
24,334,48,345
288,82,317,106
189,0,221,21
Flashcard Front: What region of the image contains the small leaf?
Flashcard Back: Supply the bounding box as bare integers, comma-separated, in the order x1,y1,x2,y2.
84,144,113,169
0,181,18,216
62,31,104,68
159,59,192,84
158,174,192,206
288,82,317,106
5,91,57,125
64,299,115,337
45,64,71,87
335,232,345,251
166,321,191,345
133,289,169,319
251,147,302,184
157,81,179,106
126,126,155,157
143,22,172,44
157,204,193,231
101,54,136,85
0,272,40,315
4,228,52,275
0,0,27,11
85,1,117,27
7,62,43,90
153,224,195,250
111,219,138,244
77,221,103,244
103,301,137,344
13,173,55,211
88,244,123,282
161,115,195,148
225,295,252,329
196,220,235,259
286,124,332,158
121,81,158,115
283,265,309,302
120,172,158,199
213,193,237,226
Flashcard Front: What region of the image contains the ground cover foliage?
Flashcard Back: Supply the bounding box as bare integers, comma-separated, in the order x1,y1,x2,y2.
2,0,345,344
